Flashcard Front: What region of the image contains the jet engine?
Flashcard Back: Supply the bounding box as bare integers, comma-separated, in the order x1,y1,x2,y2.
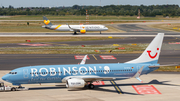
80,29,86,34
66,78,85,88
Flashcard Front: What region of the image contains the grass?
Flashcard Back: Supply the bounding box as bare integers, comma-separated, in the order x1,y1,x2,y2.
148,23,180,32
0,21,125,32
155,66,180,72
1,15,180,33
0,37,124,43
0,44,147,54
1,15,180,20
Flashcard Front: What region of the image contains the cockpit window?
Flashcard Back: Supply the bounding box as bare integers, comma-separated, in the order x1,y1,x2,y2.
9,72,17,74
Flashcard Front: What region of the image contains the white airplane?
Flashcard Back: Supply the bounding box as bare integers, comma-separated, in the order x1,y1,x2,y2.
42,16,108,34
2,33,178,89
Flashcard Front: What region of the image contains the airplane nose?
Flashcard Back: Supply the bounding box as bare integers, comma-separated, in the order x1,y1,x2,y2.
2,75,8,81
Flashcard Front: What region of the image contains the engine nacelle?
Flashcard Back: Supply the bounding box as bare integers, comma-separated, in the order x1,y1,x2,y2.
66,78,85,88
80,29,86,34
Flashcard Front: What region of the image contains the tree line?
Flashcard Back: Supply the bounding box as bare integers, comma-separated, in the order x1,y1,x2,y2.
0,4,180,17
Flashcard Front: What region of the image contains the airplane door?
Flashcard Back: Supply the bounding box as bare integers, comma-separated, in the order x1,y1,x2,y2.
23,69,29,78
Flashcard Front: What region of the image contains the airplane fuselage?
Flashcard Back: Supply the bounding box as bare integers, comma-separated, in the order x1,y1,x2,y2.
43,25,108,31
2,63,159,86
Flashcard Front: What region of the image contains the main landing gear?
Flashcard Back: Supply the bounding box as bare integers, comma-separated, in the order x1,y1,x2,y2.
88,83,95,89
100,31,101,34
74,32,77,35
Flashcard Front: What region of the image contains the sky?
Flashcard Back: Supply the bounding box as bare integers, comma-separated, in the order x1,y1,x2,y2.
1,0,180,7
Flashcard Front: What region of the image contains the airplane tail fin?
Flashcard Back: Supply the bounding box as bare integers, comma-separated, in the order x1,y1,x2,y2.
126,33,164,64
43,16,53,26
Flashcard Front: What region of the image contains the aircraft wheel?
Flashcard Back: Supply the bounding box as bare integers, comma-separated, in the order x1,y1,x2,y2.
11,87,16,91
88,84,95,89
74,32,77,34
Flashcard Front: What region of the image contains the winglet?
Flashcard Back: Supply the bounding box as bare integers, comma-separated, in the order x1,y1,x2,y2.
66,23,74,31
80,55,88,65
133,66,144,83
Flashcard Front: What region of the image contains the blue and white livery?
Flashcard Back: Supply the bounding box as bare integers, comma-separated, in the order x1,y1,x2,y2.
2,33,174,89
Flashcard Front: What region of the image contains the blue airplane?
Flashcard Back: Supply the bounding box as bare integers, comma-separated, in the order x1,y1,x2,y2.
2,33,176,89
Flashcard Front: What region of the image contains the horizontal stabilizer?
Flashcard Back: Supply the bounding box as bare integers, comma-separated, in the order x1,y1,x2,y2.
149,64,179,68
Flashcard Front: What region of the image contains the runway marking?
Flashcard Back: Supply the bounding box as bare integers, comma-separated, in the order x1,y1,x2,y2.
74,55,90,59
132,85,161,94
110,80,123,94
92,81,105,85
100,55,116,59
92,55,97,60
18,43,51,46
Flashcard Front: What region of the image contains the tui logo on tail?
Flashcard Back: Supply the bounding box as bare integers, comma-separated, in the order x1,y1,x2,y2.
147,48,159,59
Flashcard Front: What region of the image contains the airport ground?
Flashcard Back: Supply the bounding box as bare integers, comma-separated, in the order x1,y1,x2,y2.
1,15,180,33
0,71,180,101
0,36,180,100
0,16,180,100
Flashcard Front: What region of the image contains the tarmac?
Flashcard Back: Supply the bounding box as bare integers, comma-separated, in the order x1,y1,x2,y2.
0,32,180,36
0,70,180,101
0,49,180,70
0,36,180,47
0,24,180,100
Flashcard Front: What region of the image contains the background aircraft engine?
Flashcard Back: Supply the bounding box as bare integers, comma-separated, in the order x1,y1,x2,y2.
66,78,85,88
80,29,86,34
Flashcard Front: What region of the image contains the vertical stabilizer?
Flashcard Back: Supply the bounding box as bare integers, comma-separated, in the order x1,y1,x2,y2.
126,33,164,64
43,16,53,26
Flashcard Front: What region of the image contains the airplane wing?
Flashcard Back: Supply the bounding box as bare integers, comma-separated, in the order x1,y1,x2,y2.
80,55,88,65
149,64,179,68
67,24,81,32
62,75,129,83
